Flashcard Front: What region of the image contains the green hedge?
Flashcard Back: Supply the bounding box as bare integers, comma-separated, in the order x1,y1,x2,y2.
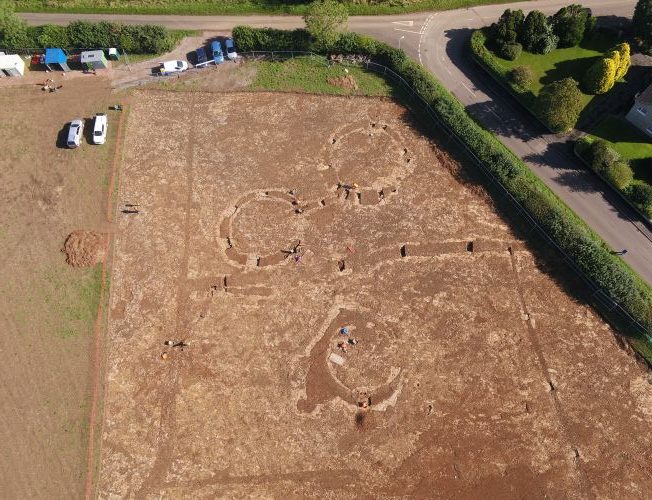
234,26,652,349
3,21,176,54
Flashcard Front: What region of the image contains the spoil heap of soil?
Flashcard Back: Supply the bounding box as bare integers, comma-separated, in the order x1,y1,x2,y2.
63,230,106,267
327,75,359,91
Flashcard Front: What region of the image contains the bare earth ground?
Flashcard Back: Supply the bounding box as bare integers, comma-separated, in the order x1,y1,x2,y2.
100,90,652,498
0,77,117,498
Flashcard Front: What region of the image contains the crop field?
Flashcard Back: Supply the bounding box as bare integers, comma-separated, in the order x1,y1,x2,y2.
98,89,652,497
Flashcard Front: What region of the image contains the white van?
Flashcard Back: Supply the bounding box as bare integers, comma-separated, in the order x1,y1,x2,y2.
92,113,108,145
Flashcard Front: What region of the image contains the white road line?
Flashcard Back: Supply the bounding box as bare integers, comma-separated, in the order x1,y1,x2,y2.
417,13,435,65
393,28,421,34
461,81,475,96
391,20,414,27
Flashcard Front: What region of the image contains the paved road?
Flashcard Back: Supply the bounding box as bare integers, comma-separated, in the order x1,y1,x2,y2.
19,1,652,284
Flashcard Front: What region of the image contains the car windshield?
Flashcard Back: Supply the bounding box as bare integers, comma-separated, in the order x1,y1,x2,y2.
94,130,102,136
71,124,79,128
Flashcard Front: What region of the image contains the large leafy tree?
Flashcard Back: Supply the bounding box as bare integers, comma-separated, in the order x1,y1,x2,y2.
633,0,652,54
490,9,525,45
0,0,30,49
552,4,593,47
304,0,348,49
583,56,617,94
535,78,584,132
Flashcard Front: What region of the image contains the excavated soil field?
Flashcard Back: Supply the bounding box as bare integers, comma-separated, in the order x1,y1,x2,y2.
100,90,652,498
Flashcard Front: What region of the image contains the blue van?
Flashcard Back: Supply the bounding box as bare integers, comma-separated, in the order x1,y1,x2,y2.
211,41,224,64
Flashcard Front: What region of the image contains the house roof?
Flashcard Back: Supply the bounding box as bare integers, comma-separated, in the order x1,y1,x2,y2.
0,54,24,71
44,48,67,64
81,50,106,62
637,84,652,105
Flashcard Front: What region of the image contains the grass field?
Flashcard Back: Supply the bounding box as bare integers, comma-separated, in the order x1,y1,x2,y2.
590,115,652,184
489,32,617,110
251,57,393,96
15,0,525,15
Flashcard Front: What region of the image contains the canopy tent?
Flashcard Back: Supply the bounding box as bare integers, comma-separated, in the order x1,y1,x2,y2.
81,50,108,70
44,48,70,72
0,54,24,77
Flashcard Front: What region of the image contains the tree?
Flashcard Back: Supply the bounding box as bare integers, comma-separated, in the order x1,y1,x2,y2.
552,4,593,47
303,0,348,49
498,42,522,60
633,0,652,55
583,56,617,94
626,182,652,216
606,160,634,189
0,0,30,49
535,78,583,132
611,42,631,81
490,9,525,45
520,10,558,54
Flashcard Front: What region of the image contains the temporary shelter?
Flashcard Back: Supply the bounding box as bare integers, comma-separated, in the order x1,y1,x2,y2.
0,54,25,77
81,50,108,70
44,48,70,72
108,48,120,61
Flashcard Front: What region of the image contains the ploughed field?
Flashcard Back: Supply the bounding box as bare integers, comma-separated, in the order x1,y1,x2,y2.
100,90,652,498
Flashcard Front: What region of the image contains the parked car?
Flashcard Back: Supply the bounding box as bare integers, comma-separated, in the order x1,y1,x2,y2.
67,119,84,148
159,60,188,75
225,38,237,61
92,113,108,145
211,40,224,64
195,47,208,66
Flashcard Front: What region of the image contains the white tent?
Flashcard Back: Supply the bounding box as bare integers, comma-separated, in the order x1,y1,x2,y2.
0,54,25,77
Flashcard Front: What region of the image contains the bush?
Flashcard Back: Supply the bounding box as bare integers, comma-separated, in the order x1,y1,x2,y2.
589,139,621,173
633,0,652,55
583,56,617,94
606,160,634,189
510,65,534,88
552,4,593,48
231,25,652,342
498,42,522,60
303,0,348,50
626,182,652,217
520,10,558,54
612,42,631,81
490,8,525,46
233,25,311,52
535,78,583,132
35,24,70,48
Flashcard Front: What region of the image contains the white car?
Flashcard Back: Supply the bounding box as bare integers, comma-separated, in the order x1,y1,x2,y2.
66,119,84,148
92,113,108,145
160,60,188,75
225,38,237,61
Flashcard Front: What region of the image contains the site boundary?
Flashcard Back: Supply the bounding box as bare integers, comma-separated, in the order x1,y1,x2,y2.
242,50,652,350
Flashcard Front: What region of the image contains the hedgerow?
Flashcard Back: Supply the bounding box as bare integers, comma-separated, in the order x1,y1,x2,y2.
234,25,652,345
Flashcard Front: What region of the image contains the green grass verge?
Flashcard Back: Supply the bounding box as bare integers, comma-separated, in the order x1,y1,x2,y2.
16,0,526,16
590,116,652,185
251,57,393,96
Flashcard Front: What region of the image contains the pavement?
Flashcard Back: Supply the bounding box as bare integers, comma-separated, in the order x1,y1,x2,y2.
18,0,652,284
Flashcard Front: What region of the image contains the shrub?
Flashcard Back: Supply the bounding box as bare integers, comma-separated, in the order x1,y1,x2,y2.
498,42,522,60
575,135,594,155
35,24,70,48
589,139,621,173
509,65,534,88
552,4,593,47
633,0,652,55
520,10,558,54
606,160,634,189
611,42,631,81
0,0,31,49
583,56,617,94
535,78,583,132
490,8,525,46
233,26,311,52
625,182,652,217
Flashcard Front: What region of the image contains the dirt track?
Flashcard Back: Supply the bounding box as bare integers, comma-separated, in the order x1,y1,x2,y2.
100,90,652,498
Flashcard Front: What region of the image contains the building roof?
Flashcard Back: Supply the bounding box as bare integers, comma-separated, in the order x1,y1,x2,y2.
637,84,652,105
81,50,106,62
0,54,24,70
44,48,67,64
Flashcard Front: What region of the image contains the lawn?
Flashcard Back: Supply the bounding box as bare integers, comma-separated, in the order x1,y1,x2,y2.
15,0,526,16
251,57,394,97
489,31,617,109
590,115,652,184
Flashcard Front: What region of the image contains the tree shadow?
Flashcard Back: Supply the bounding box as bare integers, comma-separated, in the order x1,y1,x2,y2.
539,55,601,87
465,99,542,141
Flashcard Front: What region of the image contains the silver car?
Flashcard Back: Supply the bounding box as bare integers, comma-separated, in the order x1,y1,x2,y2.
67,119,84,148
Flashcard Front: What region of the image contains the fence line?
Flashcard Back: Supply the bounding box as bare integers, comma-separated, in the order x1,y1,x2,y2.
242,50,652,345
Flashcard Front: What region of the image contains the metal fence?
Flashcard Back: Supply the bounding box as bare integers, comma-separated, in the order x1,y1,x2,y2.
242,50,652,347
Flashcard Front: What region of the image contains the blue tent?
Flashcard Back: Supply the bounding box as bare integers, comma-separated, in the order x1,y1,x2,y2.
44,48,70,71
